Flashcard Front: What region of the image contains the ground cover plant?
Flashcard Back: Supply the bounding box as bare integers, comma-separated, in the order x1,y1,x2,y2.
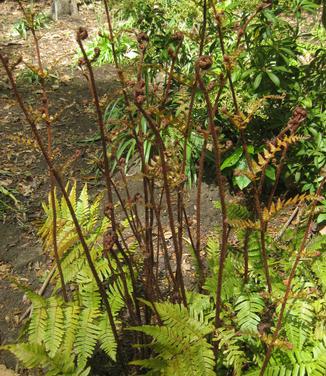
0,0,325,375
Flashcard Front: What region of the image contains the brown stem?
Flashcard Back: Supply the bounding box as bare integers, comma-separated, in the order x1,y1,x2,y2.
161,42,182,107
0,54,123,364
243,229,250,284
239,130,272,293
77,34,117,232
195,137,207,284
196,68,228,329
17,0,68,302
176,0,208,288
102,0,120,69
135,104,187,306
259,177,325,375
148,184,177,291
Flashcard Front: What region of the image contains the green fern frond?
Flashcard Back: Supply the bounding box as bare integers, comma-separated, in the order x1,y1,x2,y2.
79,281,101,310
228,218,260,230
235,293,265,334
75,308,100,364
1,343,49,368
130,302,215,375
44,297,64,357
216,328,246,376
306,235,326,252
227,202,251,220
108,277,130,315
282,300,314,352
312,252,326,292
98,312,117,361
39,183,108,261
155,301,214,336
187,292,214,323
62,303,81,354
204,255,242,301
0,343,90,375
28,301,47,344
75,184,90,226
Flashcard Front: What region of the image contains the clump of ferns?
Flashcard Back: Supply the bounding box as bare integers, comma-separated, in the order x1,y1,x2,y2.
0,184,133,375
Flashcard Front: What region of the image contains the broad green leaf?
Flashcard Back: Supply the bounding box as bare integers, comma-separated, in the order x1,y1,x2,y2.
267,71,280,87
234,175,251,190
317,213,326,224
265,165,276,181
221,148,243,170
253,73,263,89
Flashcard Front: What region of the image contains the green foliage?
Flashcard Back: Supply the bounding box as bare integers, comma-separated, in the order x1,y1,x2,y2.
13,12,51,39
1,185,129,374
82,0,324,192
0,182,20,218
130,301,215,375
102,94,205,184
234,293,265,334
3,1,326,375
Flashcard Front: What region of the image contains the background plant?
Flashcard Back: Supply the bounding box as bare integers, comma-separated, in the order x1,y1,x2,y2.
12,11,52,39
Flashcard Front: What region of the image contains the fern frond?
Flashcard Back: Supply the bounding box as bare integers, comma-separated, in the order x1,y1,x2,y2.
75,184,90,226
0,343,89,375
204,255,242,300
44,297,64,357
187,292,214,323
262,194,315,222
79,281,101,310
155,301,214,336
254,135,304,173
130,302,215,375
215,201,251,220
216,328,246,376
98,312,117,361
235,293,265,334
0,343,49,368
312,253,326,292
227,202,251,220
75,308,100,364
28,300,47,344
62,303,81,354
282,300,315,351
228,218,260,230
108,277,129,315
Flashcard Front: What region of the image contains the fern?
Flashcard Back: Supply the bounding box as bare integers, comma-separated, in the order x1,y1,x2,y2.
312,252,326,292
0,343,90,375
27,292,47,344
216,328,246,376
44,297,64,357
130,302,215,375
234,293,265,334
2,185,129,374
75,308,100,365
62,303,81,354
204,255,242,301
98,312,118,361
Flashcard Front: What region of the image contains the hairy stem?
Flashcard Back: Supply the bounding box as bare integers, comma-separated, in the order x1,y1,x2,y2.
259,177,325,375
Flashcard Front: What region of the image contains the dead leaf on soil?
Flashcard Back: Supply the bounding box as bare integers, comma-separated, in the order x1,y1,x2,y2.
320,226,326,235
0,365,17,376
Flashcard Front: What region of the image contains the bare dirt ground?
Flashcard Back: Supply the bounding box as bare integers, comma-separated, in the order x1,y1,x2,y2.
0,1,222,373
